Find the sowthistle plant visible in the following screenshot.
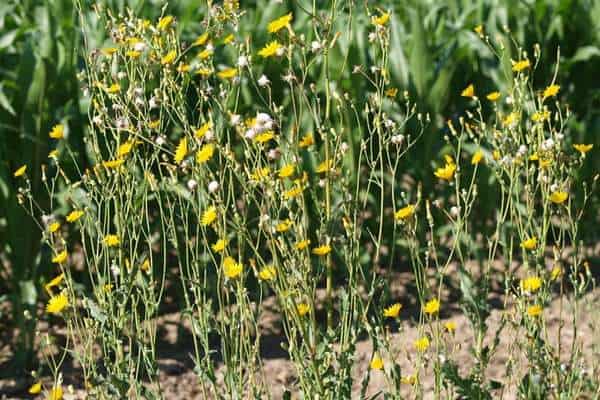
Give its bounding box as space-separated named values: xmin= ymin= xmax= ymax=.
xmin=14 ymin=2 xmax=597 ymax=399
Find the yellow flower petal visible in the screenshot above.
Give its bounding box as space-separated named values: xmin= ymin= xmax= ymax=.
xmin=13 ymin=164 xmax=27 ymax=177
xmin=267 ymin=13 xmax=293 ymax=33
xmin=461 ymin=84 xmax=475 ymax=98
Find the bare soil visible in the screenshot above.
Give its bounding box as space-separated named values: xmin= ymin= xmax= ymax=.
xmin=1 ymin=271 xmax=599 ymax=399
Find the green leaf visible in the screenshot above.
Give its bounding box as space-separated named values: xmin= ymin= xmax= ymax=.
xmin=0 ymin=83 xmax=16 ymax=115
xmin=0 ymin=28 xmax=17 ymax=50
xmin=571 ymin=46 xmax=600 ymax=63
xmin=19 ymin=280 xmax=37 ymax=306
xmin=408 ymin=7 xmax=431 ymax=97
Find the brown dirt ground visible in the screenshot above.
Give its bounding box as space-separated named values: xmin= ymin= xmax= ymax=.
xmin=1 ymin=271 xmax=599 ymax=399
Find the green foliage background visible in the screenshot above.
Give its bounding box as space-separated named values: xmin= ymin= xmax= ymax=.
xmin=1 ymin=0 xmax=598 ymax=371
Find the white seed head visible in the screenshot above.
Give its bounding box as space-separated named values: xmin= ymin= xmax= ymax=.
xmin=267 ymin=148 xmax=281 ymax=160
xmin=244 ymin=129 xmax=256 ymax=139
xmin=208 ymin=180 xmax=220 ymax=193
xmin=237 ymin=55 xmax=248 ymax=67
xmin=187 ymin=179 xmax=198 ymax=191
xmin=133 ymin=41 xmax=147 ymax=52
xmin=258 ymin=74 xmax=270 ymax=87
xmin=230 ymin=114 xmax=241 ymax=126
xmin=391 ymin=134 xmax=405 ymax=145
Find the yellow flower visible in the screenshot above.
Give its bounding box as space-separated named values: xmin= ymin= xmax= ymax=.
xmin=45 ymin=273 xmax=65 ymax=295
xmin=174 ymin=137 xmax=188 ymax=164
xmin=434 ymin=159 xmax=456 ymax=181
xmin=198 ymin=48 xmax=213 ymax=60
xmin=474 ymin=25 xmax=483 ymax=35
xmin=101 ymin=47 xmax=118 ymax=56
xmin=259 ymin=266 xmax=276 ymax=281
xmin=278 ymin=164 xmax=295 ymax=179
xmin=394 ymin=204 xmax=415 ymax=221
xmin=444 ymin=321 xmax=456 ymax=333
xmin=383 ymin=303 xmax=402 ymax=318
xmin=299 ymin=133 xmax=314 ymax=148
xmin=471 ymin=150 xmax=484 ymax=165
xmin=527 ymin=304 xmax=543 ymax=317
xmin=267 ymin=13 xmax=293 ymax=33
xmin=49 ymin=385 xmax=63 ymax=400
xmin=141 ymin=259 xmax=151 ymax=272
xmin=539 ymin=158 xmax=552 ymax=168
xmin=28 ymin=381 xmax=42 ymax=394
xmin=521 ymin=236 xmax=537 ymax=250
xmin=372 ymin=12 xmax=390 ymax=26
xmin=423 ymin=298 xmax=440 ymax=315
xmin=276 ymin=219 xmax=293 ymax=233
xmin=161 ymin=50 xmax=177 ymax=65
xmin=486 ymin=91 xmax=501 ymax=101
xmin=66 ymin=210 xmax=84 ymax=223
xmin=223 ymin=257 xmax=243 ymax=279
xmin=157 ymin=15 xmax=173 ymax=31
xmin=196 ymin=143 xmax=215 ymax=164
xmin=316 ymin=159 xmax=333 ymax=174
xmin=212 ymin=239 xmax=227 ymax=252
xmin=201 ymin=206 xmax=217 ymax=226
xmin=46 ymin=292 xmax=68 ymax=314
xmin=195 ymin=122 xmax=212 ymax=138
xmin=103 ymin=234 xmax=120 ymax=247
xmin=148 ymin=120 xmax=160 ymax=129
xmin=461 ymin=84 xmax=475 ymax=98
xmin=193 ymin=32 xmax=209 ymax=46
xmin=543 ymin=84 xmax=560 ymax=99
xmin=549 ymin=191 xmax=568 ymax=204
xmin=217 ymin=68 xmax=237 ymax=79
xmin=385 ymin=87 xmax=398 ymax=98
xmin=177 ymin=63 xmax=191 ymax=73
xmin=49 ymin=150 xmax=59 ymax=159
xmin=312 ymin=245 xmax=331 ymax=256
xmin=224 ymin=0 xmax=239 ymax=12
xmin=13 ymin=164 xmax=27 ymax=177
xmin=258 ymin=41 xmax=283 ymax=58
xmin=255 ymin=131 xmax=275 ymax=144
xmin=503 ymin=111 xmax=519 ymax=126
xmin=49 ymin=222 xmax=61 ymax=233
xmin=283 ymin=186 xmax=304 ymax=200
xmin=126 ymin=37 xmax=141 ymax=47
xmin=414 ymin=336 xmax=430 ymax=352
xmin=102 ymin=158 xmax=125 ymax=169
xmin=222 ymin=34 xmax=235 ymax=45
xmin=531 ymin=110 xmax=550 ymax=122
xmin=250 ymin=167 xmax=270 ymax=182
xmin=105 ymin=83 xmax=120 ymax=94
xmin=126 ymin=50 xmax=141 ymax=58
xmin=295 ymin=239 xmax=310 ymax=250
xmin=370 ymin=355 xmax=384 ymax=370
xmin=118 ymin=141 xmax=134 ymax=157
xmin=573 ymin=143 xmax=593 ymax=154
xmin=551 ymin=265 xmax=562 ymax=281
xmin=521 ymin=276 xmax=542 ymax=293
xmin=49 ymin=124 xmax=64 ymax=139
xmin=512 ymin=59 xmax=530 ymax=72
xmin=52 ymin=250 xmax=68 ymax=264
xmin=401 ymin=374 xmax=417 ymax=385
xmin=196 ymin=67 xmax=213 ymax=77
xmin=290 ymin=303 xmax=310 ymax=319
